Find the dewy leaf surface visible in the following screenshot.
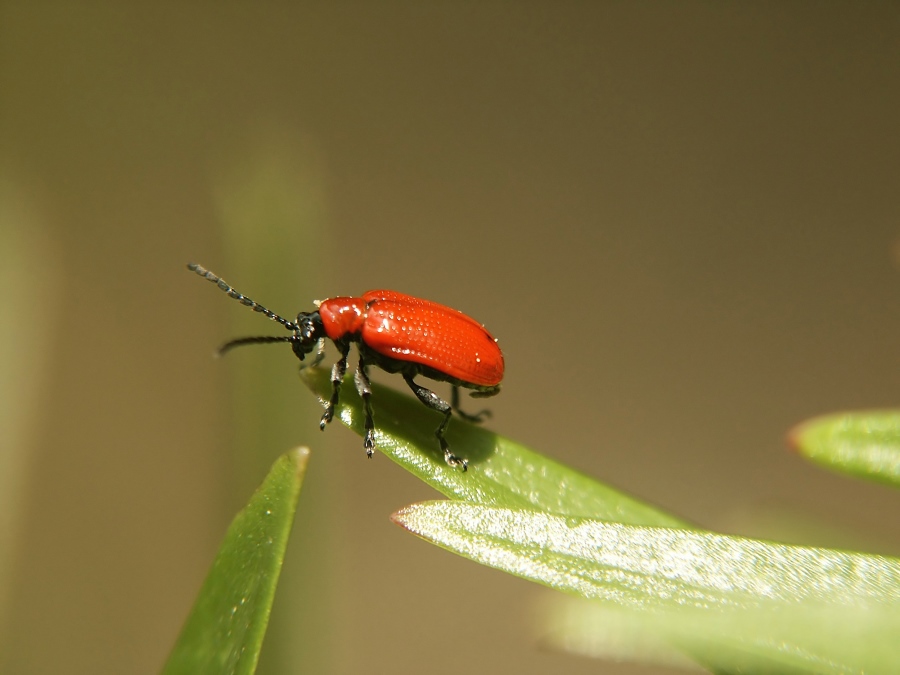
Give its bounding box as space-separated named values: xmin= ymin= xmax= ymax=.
xmin=394 ymin=501 xmax=900 ymax=674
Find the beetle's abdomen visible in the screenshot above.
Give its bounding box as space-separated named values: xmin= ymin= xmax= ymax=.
xmin=361 ymin=291 xmax=504 ymax=387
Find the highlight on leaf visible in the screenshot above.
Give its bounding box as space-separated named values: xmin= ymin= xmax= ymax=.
xmin=393 ymin=501 xmax=900 ymax=674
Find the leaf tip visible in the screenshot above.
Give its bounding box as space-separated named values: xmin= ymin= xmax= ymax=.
xmin=390 ymin=502 xmax=435 ymax=534
xmin=287 ymin=445 xmax=311 ymax=478
xmin=786 ymin=412 xmax=834 ymax=456
xmin=785 ymin=420 xmax=811 ymax=454
xmin=389 ymin=505 xmax=413 ymax=530
xmin=289 ymin=444 xmax=311 ymax=461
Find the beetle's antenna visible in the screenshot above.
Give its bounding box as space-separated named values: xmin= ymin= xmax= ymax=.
xmin=217 ymin=335 xmax=295 ymax=356
xmin=187 ymin=263 xmax=299 ymax=331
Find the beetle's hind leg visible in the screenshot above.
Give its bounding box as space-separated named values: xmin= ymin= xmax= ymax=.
xmin=451 ymin=385 xmax=493 ymax=424
xmin=404 ymin=375 xmax=467 ymax=471
xmin=353 ymin=356 xmax=376 ymax=457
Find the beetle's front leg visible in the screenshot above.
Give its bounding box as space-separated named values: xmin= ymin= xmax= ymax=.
xmin=320 ymin=343 xmax=350 ymax=430
xmin=307 ymin=338 xmax=327 ymax=368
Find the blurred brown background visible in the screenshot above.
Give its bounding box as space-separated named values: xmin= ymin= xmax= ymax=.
xmin=2 ymin=3 xmax=899 ymax=674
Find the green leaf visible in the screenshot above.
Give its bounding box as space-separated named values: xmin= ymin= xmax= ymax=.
xmin=534 ymin=598 xmax=701 ymax=671
xmin=394 ymin=501 xmax=900 ymax=674
xmin=300 ymin=368 xmax=684 ymax=527
xmin=790 ymin=410 xmax=900 ymax=488
xmin=302 ymin=370 xmax=900 ymax=671
xmin=162 ymin=447 xmax=310 ymax=675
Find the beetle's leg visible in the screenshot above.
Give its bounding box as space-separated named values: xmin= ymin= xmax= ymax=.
xmin=353 ymin=355 xmax=376 ymax=457
xmin=320 ymin=342 xmax=350 ymax=430
xmin=469 ymin=384 xmax=501 ymax=399
xmin=310 ymin=338 xmax=327 ymax=368
xmin=451 ymin=385 xmax=491 ymax=423
xmin=404 ymin=374 xmax=467 ymax=471
xmin=300 ymin=338 xmax=327 ymax=370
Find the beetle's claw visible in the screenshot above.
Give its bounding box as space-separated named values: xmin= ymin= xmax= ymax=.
xmin=444 ymin=451 xmax=468 ymax=472
xmin=320 ymin=403 xmax=336 ymax=430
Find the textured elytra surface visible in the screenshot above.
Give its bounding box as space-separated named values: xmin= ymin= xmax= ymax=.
xmin=360 ymin=292 xmax=504 ymax=387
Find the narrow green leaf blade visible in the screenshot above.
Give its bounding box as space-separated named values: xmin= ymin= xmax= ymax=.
xmin=535 ymin=599 xmax=702 ymax=672
xmin=394 ymin=501 xmax=900 ymax=608
xmin=539 ymin=593 xmax=898 ymax=675
xmin=790 ymin=410 xmax=900 ymax=488
xmin=394 ymin=501 xmax=900 ymax=674
xmin=163 ymin=447 xmax=310 ymax=675
xmin=301 ymin=368 xmax=684 ymax=527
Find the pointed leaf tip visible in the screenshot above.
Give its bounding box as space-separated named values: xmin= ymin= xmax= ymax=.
xmin=162 ymin=447 xmax=310 ymax=675
xmin=790 ymin=410 xmax=900 ymax=488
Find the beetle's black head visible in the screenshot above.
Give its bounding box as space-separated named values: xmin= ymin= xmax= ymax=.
xmin=187 ymin=262 xmax=326 ymax=361
xmin=288 ymin=311 xmax=324 ymax=361
xmin=214 ymin=310 xmax=326 ymax=361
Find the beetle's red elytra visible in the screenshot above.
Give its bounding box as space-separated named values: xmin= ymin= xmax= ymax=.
xmin=188 ymin=263 xmax=503 ymax=470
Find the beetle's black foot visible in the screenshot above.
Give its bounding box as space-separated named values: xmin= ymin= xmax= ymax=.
xmin=364 ymin=429 xmax=375 ymax=458
xmin=319 ymin=407 xmax=333 ymax=430
xmin=444 ymin=450 xmax=468 ymax=472
xmin=437 ymin=434 xmax=467 ymax=471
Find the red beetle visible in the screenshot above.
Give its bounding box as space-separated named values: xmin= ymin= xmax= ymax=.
xmin=188 ymin=263 xmax=503 ymax=470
